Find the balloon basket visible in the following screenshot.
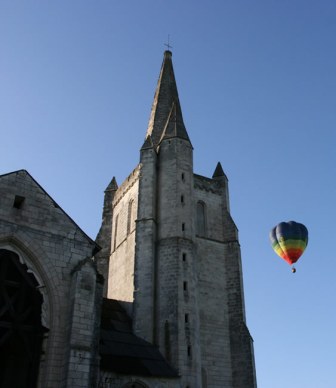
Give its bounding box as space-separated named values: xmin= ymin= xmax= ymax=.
xmin=291 ymin=266 xmax=296 ymax=274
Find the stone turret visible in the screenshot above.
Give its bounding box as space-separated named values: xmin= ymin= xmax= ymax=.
xmin=212 ymin=161 xmax=230 ymax=212
xmin=103 ymin=50 xmax=257 ymax=388
xmin=96 ymin=177 xmax=118 ymax=296
xmin=135 ymin=50 xmax=202 ymax=385
xmin=133 ymin=135 xmax=157 ymax=342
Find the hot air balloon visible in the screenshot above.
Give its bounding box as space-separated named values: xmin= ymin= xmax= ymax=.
xmin=269 ymin=221 xmax=308 ymax=273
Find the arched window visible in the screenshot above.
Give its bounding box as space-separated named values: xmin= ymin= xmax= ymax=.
xmin=0 ymin=249 xmax=47 ymax=388
xmin=197 ymin=201 xmax=206 ymax=237
xmin=127 ymin=199 xmax=134 ymax=234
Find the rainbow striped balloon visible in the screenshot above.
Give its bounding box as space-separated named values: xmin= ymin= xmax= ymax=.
xmin=270 ymin=221 xmax=308 ymax=266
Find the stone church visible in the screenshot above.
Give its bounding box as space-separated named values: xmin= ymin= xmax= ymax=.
xmin=0 ymin=51 xmax=257 ymax=388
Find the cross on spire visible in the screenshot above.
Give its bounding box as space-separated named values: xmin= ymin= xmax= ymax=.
xmin=164 ymin=35 xmax=173 ymax=51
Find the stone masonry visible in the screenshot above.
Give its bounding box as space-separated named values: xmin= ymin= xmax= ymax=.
xmin=98 ymin=50 xmax=257 ymax=387
xmin=0 ymin=170 xmax=102 ymax=388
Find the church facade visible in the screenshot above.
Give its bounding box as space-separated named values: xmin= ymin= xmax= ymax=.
xmin=0 ymin=51 xmax=257 ymax=388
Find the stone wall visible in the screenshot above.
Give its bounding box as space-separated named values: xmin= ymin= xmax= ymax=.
xmin=193 ymin=179 xmax=233 ymax=387
xmin=108 ymin=166 xmax=139 ymax=316
xmin=0 ymin=170 xmax=100 ymax=388
xmin=133 ymin=146 xmax=158 ymax=343
xmin=193 ymin=173 xmax=256 ymax=387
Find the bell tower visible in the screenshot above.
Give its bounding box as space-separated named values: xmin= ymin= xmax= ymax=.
xmin=102 ymin=50 xmax=257 ymax=388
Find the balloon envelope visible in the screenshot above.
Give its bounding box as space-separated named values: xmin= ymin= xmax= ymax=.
xmin=270 ymin=221 xmax=308 ymax=265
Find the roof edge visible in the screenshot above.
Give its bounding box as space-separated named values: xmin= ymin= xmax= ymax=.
xmin=0 ymin=169 xmax=101 ymax=255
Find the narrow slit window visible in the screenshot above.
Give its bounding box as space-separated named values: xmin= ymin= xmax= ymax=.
xmin=181 ymin=195 xmax=184 ymax=204
xmin=127 ymin=199 xmax=134 ymax=234
xmin=185 ymin=313 xmax=189 ymax=323
xmin=187 ymin=345 xmax=192 ymax=358
xmin=183 ymin=281 xmax=188 ymax=292
xmin=182 ymin=253 xmax=186 ymax=262
xmin=182 ymin=223 xmax=185 ymax=231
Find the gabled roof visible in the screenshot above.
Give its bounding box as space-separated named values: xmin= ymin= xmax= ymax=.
xmin=0 ymin=169 xmax=100 ymax=254
xmin=145 ymin=50 xmax=190 ymax=148
xmin=100 ymin=299 xmax=178 ymax=378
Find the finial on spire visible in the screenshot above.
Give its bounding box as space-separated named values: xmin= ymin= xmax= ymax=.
xmin=164 ymin=34 xmax=173 ymax=52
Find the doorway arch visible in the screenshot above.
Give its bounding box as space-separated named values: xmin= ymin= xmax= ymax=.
xmin=0 ymin=249 xmax=47 ymax=388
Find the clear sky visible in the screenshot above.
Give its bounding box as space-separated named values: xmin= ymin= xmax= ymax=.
xmin=1 ymin=1 xmax=335 ymax=387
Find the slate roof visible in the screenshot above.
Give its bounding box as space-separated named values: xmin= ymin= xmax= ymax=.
xmin=100 ymin=298 xmax=178 ymax=378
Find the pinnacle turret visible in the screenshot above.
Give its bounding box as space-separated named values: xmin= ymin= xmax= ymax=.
xmin=105 ymin=176 xmax=118 ymax=192
xmin=212 ymin=162 xmax=227 ymax=179
xmin=145 ymin=51 xmax=189 ymax=148
xmin=141 ymin=135 xmax=154 ymax=150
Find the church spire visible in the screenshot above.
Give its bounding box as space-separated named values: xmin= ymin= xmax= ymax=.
xmin=146 ymin=50 xmax=189 ymax=148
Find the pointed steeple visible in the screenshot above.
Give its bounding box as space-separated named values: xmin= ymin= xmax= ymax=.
xmin=146 ymin=50 xmax=189 ymax=148
xmin=212 ymin=162 xmax=227 ymax=179
xmin=105 ymin=176 xmax=118 ymax=192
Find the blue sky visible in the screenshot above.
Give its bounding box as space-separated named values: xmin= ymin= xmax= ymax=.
xmin=1 ymin=1 xmax=335 ymax=387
